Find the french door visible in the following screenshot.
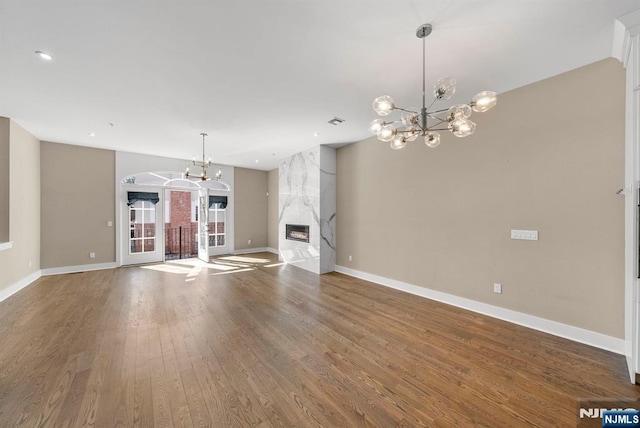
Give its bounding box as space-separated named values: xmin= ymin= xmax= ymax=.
xmin=208 ymin=199 xmax=227 ymax=256
xmin=121 ymin=186 xmax=163 ymax=265
xmin=197 ymin=189 xmax=229 ymax=260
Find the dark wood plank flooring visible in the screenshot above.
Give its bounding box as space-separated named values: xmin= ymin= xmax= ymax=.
xmin=0 ymin=252 xmax=637 ymax=427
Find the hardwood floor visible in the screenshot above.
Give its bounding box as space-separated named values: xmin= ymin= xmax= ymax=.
xmin=0 ymin=252 xmax=638 ymax=427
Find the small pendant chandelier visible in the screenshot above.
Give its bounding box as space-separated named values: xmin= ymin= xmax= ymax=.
xmin=185 ymin=133 xmax=222 ymax=181
xmin=369 ymin=23 xmax=497 ymax=150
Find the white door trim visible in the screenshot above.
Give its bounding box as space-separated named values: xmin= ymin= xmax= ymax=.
xmin=614 ymin=9 xmax=640 ymax=383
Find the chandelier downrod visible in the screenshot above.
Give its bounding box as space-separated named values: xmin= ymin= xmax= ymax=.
xmin=419 ymin=24 xmax=430 ymax=132
xmin=201 ymin=132 xmax=207 ymax=167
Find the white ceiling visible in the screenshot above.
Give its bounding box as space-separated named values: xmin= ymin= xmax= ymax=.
xmin=1 ymin=1 xmax=639 ymax=171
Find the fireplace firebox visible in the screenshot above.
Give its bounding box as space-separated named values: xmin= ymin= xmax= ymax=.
xmin=286 ymin=224 xmax=310 ymax=243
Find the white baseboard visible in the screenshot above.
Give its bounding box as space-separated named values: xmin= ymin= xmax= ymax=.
xmin=41 ymin=262 xmax=118 ymax=276
xmin=0 ymin=270 xmax=42 ymax=303
xmin=0 ymin=241 xmax=13 ymax=252
xmin=266 ymin=247 xmax=279 ymax=255
xmin=335 ymin=265 xmax=625 ymax=355
xmin=232 ymin=247 xmax=278 ymax=255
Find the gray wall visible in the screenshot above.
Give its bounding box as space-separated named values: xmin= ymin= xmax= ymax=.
xmin=0 ymin=120 xmax=40 ymax=292
xmin=336 ymin=58 xmax=625 ymax=338
xmin=234 ymin=167 xmax=268 ymax=250
xmin=40 ymin=142 xmax=116 ymax=268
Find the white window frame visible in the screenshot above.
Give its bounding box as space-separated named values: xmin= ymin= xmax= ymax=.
xmin=208 ymin=204 xmax=226 ymax=248
xmin=128 ymin=200 xmax=157 ymax=255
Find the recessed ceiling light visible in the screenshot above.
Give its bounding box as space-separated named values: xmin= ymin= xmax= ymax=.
xmin=255 ymin=159 xmax=259 ymax=163
xmin=35 ymin=51 xmax=52 ymax=60
xmin=313 ymin=133 xmax=320 ymax=137
xmin=88 ymin=132 xmax=96 ymax=137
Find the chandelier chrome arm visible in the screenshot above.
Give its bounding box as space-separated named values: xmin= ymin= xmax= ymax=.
xmin=421 ymin=127 xmax=452 ymax=132
xmin=369 ymin=23 xmax=497 ymax=150
xmin=394 ymin=106 xmax=420 ymax=114
xmin=426 ymin=115 xmax=450 ymax=127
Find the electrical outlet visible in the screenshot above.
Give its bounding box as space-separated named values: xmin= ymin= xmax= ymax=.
xmin=89 ymin=252 xmax=96 ymax=259
xmin=107 ymin=220 xmax=113 ymax=227
xmin=493 ymin=283 xmax=502 ymax=294
xmin=248 ymin=239 xmax=252 ymax=245
xmin=348 ymin=255 xmax=353 ymax=262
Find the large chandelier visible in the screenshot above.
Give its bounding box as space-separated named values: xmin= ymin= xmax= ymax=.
xmin=185 ymin=133 xmax=222 ymax=181
xmin=370 ymin=24 xmax=497 ymax=150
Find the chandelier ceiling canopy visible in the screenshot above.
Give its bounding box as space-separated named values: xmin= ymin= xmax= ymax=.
xmin=370 ymin=23 xmax=497 ymax=150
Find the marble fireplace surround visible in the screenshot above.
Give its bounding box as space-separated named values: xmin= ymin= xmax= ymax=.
xmin=278 ymin=145 xmax=336 ymax=274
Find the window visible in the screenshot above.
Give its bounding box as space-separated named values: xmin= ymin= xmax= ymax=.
xmin=129 ymin=200 xmax=156 ymax=254
xmin=208 ymin=204 xmax=226 ymax=247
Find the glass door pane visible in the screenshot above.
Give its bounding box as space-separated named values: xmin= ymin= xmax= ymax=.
xmin=129 ymin=201 xmax=156 ymax=254
xmin=208 ymin=204 xmax=226 ymax=247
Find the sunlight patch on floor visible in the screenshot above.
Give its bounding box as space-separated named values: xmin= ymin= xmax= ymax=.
xmin=218 ymin=255 xmax=272 ymax=264
xmin=169 ymin=259 xmax=209 ymax=268
xmin=139 ymin=255 xmax=272 ymax=279
xmin=209 ymin=260 xmax=252 ymax=268
xmin=139 ymin=259 xmax=237 ymax=279
xmin=171 ymin=259 xmax=237 ymax=271
xmin=140 ymin=264 xmax=194 ymax=275
xmin=265 ymin=262 xmax=286 ymax=268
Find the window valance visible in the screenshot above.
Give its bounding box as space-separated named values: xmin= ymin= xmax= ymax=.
xmin=127 ymin=191 xmax=160 ymax=206
xmin=209 ymin=195 xmax=228 ymax=209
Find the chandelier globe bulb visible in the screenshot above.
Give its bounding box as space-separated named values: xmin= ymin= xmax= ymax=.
xmin=433 ymin=77 xmax=456 ymax=100
xmin=390 ymin=135 xmax=407 ymax=150
xmin=471 ymin=91 xmax=498 ymax=112
xmin=378 ymin=124 xmax=396 ymax=142
xmin=369 ymin=118 xmax=385 ymax=134
xmin=373 ymin=95 xmax=395 ymax=116
xmin=425 ymin=131 xmax=441 ymax=148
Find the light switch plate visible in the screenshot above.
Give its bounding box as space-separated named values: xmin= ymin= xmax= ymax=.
xmin=511 ymin=229 xmax=538 ymax=240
